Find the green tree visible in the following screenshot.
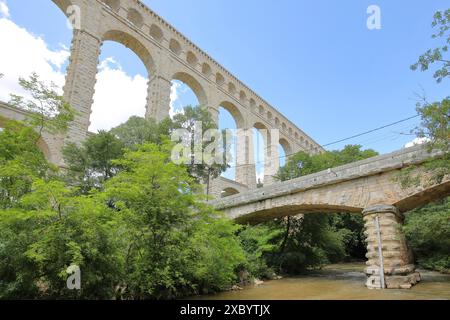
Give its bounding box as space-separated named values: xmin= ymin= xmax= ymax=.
xmin=411 ymin=9 xmax=450 ymax=83
xmin=406 ymin=9 xmax=450 ymax=185
xmin=110 ymin=116 xmax=172 ymax=149
xmin=103 ymin=142 xmax=244 ymax=299
xmin=276 ymin=145 xmax=378 ymax=182
xmin=63 ymin=131 xmax=124 ymax=194
xmin=171 ymin=106 xmax=229 ymax=195
xmin=398 ymin=9 xmax=450 ymax=188
xmin=0 ymin=119 xmax=53 ymax=209
xmin=8 ymin=73 xmax=74 ymax=139
xmin=404 ymin=197 xmax=450 ymax=273
xmin=238 ymin=224 xmax=283 ymax=279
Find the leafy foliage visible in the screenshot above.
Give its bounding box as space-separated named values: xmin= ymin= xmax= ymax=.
xmin=411 ymin=9 xmax=450 ymax=83
xmin=404 ymin=197 xmax=450 ymax=273
xmin=63 ymin=131 xmax=124 ymax=194
xmin=8 ymin=73 xmax=74 ymax=137
xmin=171 ymin=106 xmax=229 ymax=194
xmin=276 ymin=145 xmax=378 ymax=182
xmin=110 ymin=116 xmax=172 ymax=149
xmin=0 ymin=119 xmax=53 ymax=209
xmin=398 ymin=10 xmax=450 ymax=188
xmin=0 ymin=123 xmax=245 ymax=299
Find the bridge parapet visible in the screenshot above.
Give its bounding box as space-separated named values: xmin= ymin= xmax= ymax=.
xmin=212 ymin=145 xmax=444 ymax=212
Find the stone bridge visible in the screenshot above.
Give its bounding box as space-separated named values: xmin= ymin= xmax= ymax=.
xmin=212 ymin=145 xmax=450 ymax=289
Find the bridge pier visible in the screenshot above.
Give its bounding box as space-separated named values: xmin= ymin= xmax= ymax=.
xmin=363 ymin=204 xmax=421 ymax=289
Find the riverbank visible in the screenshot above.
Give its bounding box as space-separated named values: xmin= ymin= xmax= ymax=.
xmin=191 ymin=263 xmax=450 ymax=300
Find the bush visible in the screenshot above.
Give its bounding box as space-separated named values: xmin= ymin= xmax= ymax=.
xmin=404 ymin=197 xmax=450 ymax=273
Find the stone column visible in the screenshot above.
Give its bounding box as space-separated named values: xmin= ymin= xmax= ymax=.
xmin=235 ymin=128 xmax=257 ymax=189
xmin=264 ymin=129 xmax=280 ymax=186
xmin=63 ymin=29 xmax=102 ymax=145
xmin=363 ymin=204 xmax=420 ymax=289
xmin=145 ymin=74 xmax=172 ymax=122
xmin=207 ymin=106 xmax=219 ymax=125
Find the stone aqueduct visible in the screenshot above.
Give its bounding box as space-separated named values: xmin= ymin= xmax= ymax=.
xmin=213 ymin=145 xmax=449 ymax=289
xmin=0 ymin=0 xmax=449 ymax=290
xmin=48 ymin=0 xmax=323 ymax=194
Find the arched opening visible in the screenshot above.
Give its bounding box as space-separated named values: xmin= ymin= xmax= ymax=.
xmin=258 ymin=105 xmax=264 ymax=115
xmin=278 ymin=144 xmax=286 ymax=167
xmin=253 ymin=122 xmax=270 ymax=187
xmin=221 ymin=187 xmax=240 ymax=198
xmin=127 ymin=8 xmax=143 ymax=29
xmin=149 ymin=24 xmax=164 ymax=43
xmin=186 ymin=51 xmax=198 ymax=68
xmin=37 ymin=137 xmax=53 ymax=163
xmin=169 ymin=39 xmax=182 ymax=55
xmin=249 ymin=98 xmax=256 ymax=113
xmin=169 ymin=79 xmax=200 ymax=117
xmin=228 ymin=82 xmax=236 ymax=95
xmin=101 ymin=0 xmax=120 ymax=12
xmin=202 ymin=63 xmax=212 ymax=77
xmin=218 ymin=102 xmax=245 ymax=181
xmin=171 ymin=72 xmax=207 ymax=113
xmin=103 ymin=30 xmax=155 ymax=71
xmin=216 ymin=72 xmax=225 ymax=86
xmin=239 ymin=90 xmax=247 ymax=104
xmin=89 ymin=30 xmax=153 ymax=131
xmin=279 ymin=138 xmax=292 ymax=167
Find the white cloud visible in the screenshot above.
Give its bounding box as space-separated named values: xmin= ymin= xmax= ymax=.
xmin=89 ymin=58 xmax=148 ymax=132
xmin=0 ymin=1 xmax=9 ymax=18
xmin=0 ymin=17 xmax=69 ymax=102
xmin=0 ymin=13 xmax=150 ymax=133
xmin=404 ymin=137 xmax=430 ymax=148
xmin=169 ymin=81 xmax=181 ymax=118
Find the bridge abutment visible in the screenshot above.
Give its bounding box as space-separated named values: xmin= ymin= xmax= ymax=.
xmin=363 ymin=204 xmax=421 ymax=289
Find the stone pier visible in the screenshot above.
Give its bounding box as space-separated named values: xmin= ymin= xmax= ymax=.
xmin=363 ymin=204 xmax=421 ymax=289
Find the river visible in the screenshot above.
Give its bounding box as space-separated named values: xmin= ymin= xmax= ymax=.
xmin=192 ymin=263 xmax=450 ymax=300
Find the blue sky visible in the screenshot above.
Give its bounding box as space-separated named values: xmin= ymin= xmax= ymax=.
xmin=0 ymin=0 xmax=448 ymax=180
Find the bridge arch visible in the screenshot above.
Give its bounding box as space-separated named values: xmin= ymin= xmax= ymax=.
xmin=171 ymin=71 xmax=208 ymax=107
xmin=279 ymin=137 xmax=292 ymax=157
xmin=219 ymin=101 xmax=245 ymax=129
xmin=102 ymin=29 xmax=156 ymax=74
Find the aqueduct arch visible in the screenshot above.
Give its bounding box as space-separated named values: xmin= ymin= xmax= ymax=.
xmin=102 ymin=29 xmax=155 ymax=74
xmin=171 ymin=71 xmax=208 ymax=108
